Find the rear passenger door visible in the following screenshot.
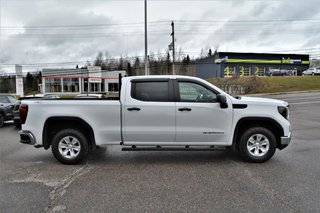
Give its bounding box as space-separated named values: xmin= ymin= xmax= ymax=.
xmin=123 ymin=79 xmax=176 ymax=143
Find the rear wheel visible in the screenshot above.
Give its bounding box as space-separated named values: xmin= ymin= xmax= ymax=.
xmin=238 ymin=126 xmax=276 ymax=163
xmin=0 ymin=114 xmax=4 ymax=127
xmin=51 ymin=129 xmax=89 ymax=164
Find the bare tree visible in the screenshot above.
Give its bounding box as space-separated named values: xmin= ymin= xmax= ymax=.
xmin=94 ymin=51 xmax=104 ymax=66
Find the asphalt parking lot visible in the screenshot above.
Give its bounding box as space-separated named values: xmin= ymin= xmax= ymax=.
xmin=1 ymin=92 xmax=320 ymax=213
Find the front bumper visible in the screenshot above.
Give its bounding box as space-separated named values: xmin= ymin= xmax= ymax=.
xmin=4 ymin=113 xmax=13 ymax=121
xmin=279 ymin=132 xmax=291 ymax=150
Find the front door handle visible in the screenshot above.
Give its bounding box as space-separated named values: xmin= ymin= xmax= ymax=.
xmin=178 ymin=107 xmax=192 ymax=112
xmin=127 ymin=107 xmax=141 ymax=111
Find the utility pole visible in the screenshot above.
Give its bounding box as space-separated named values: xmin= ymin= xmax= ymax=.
xmin=144 ymin=0 xmax=148 ymax=75
xmin=171 ymin=21 xmax=175 ymax=75
xmin=0 ymin=0 xmax=2 ymax=75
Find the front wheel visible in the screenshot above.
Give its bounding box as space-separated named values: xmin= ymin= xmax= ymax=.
xmin=238 ymin=127 xmax=277 ymax=163
xmin=51 ymin=129 xmax=89 ymax=164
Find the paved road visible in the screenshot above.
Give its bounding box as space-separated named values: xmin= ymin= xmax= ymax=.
xmin=1 ymin=92 xmax=320 ymax=212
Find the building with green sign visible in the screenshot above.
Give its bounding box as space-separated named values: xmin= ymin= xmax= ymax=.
xmin=195 ymin=52 xmax=310 ymax=78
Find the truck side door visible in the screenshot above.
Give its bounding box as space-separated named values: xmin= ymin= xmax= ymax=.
xmin=123 ymin=79 xmax=176 ymax=143
xmin=175 ymin=80 xmax=233 ymax=144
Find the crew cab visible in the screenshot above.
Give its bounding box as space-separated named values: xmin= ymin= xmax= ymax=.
xmin=19 ymin=76 xmax=291 ymax=164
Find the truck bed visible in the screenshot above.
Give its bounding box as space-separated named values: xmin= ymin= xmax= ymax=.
xmin=23 ymin=99 xmax=122 ymax=146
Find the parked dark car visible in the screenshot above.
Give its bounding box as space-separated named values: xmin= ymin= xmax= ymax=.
xmin=13 ymin=101 xmax=21 ymax=127
xmin=0 ymin=94 xmax=18 ymax=127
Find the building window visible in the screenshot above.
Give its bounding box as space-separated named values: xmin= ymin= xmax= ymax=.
xmin=90 ymin=83 xmax=99 ymax=93
xmin=108 ymin=83 xmax=119 ymax=92
xmin=63 ymin=78 xmax=79 ymax=93
xmin=45 ymin=78 xmax=62 ymax=93
xmin=83 ymin=79 xmax=88 ymax=92
xmin=101 ymin=80 xmax=105 ymax=92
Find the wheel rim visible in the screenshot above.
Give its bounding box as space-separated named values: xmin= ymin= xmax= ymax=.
xmin=58 ymin=136 xmax=81 ymax=159
xmin=246 ymin=134 xmax=270 ymax=157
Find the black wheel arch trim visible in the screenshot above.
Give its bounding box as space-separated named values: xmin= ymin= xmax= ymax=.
xmin=43 ymin=116 xmax=96 ymax=150
xmin=232 ymin=117 xmax=284 ymax=151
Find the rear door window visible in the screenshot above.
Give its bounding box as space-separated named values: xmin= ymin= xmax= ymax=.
xmin=132 ymin=81 xmax=169 ymax=102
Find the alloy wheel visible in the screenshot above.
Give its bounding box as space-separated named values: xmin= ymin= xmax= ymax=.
xmin=58 ymin=136 xmax=81 ymax=159
xmin=246 ymin=134 xmax=270 ymax=157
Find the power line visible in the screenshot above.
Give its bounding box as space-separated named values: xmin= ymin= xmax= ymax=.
xmin=2 ymin=18 xmax=319 ymax=30
xmin=0 ymin=0 xmax=285 ymax=1
xmin=0 ymin=21 xmax=169 ymax=29
xmin=175 ymin=18 xmax=320 ymax=23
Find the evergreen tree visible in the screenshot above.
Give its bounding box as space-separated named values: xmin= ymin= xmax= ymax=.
xmin=26 ymin=72 xmax=34 ymax=93
xmin=127 ymin=62 xmax=132 ymax=76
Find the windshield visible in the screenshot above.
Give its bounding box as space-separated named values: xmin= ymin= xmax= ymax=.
xmin=8 ymin=96 xmax=18 ymax=104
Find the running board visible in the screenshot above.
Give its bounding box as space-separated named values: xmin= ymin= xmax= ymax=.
xmin=122 ymin=146 xmax=228 ymax=152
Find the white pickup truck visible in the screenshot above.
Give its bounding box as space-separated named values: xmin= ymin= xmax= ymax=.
xmin=19 ymin=75 xmax=291 ymax=164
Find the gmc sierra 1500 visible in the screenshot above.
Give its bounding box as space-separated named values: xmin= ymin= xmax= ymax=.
xmin=19 ymin=75 xmax=291 ymax=164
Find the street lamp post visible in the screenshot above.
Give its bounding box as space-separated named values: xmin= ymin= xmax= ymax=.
xmin=144 ymin=0 xmax=148 ymax=75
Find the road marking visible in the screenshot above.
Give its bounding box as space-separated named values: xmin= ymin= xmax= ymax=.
xmin=283 ymin=97 xmax=320 ymax=102
xmin=289 ymin=101 xmax=320 ymax=105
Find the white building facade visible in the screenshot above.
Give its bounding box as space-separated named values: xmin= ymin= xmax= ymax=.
xmin=42 ymin=66 xmax=126 ymax=94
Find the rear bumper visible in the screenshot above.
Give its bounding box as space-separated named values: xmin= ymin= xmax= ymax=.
xmin=280 ymin=132 xmax=291 ymax=150
xmin=19 ymin=130 xmax=36 ymax=145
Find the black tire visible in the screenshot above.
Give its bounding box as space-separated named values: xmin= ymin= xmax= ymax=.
xmin=0 ymin=113 xmax=4 ymax=127
xmin=51 ymin=129 xmax=89 ymax=164
xmin=238 ymin=126 xmax=277 ymax=163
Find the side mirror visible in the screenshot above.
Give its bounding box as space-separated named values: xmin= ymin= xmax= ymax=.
xmin=217 ymin=94 xmax=228 ymax=109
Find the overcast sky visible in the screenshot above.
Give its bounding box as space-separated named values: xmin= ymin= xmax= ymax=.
xmin=0 ymin=0 xmax=320 ymax=73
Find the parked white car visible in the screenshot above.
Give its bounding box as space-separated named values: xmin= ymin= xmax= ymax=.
xmin=19 ymin=75 xmax=291 ymax=164
xmin=302 ymin=68 xmax=320 ymax=76
xmin=24 ymin=94 xmax=60 ymax=99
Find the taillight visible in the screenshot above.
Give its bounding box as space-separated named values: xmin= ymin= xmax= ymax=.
xmin=19 ymin=104 xmax=28 ymax=124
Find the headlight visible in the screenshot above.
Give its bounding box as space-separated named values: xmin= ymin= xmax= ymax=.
xmin=278 ymin=106 xmax=288 ymax=119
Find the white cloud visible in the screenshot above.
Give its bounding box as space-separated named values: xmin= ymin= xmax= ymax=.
xmin=0 ymin=0 xmax=320 ymax=73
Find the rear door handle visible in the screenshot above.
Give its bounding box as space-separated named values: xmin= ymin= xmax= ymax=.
xmin=178 ymin=107 xmax=192 ymax=111
xmin=127 ymin=107 xmax=141 ymax=111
